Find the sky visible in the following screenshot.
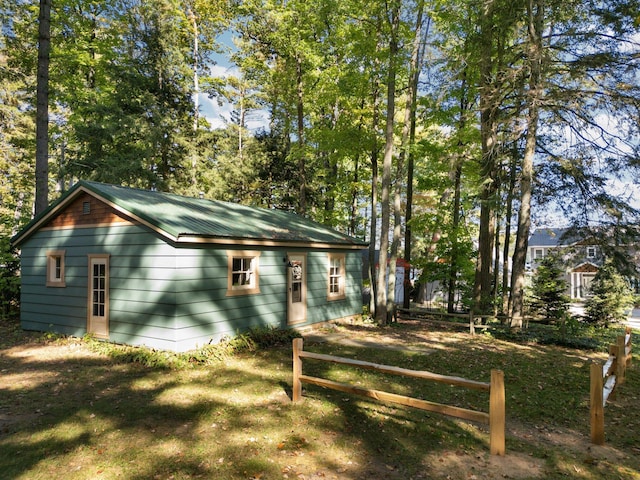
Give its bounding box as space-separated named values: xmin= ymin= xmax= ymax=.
xmin=198 ymin=31 xmax=270 ymax=131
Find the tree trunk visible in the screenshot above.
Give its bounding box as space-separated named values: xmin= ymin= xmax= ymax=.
xmin=501 ymin=155 xmax=517 ymax=317
xmin=447 ymin=65 xmax=470 ymax=313
xmin=375 ymin=1 xmax=400 ymax=325
xmin=510 ymin=0 xmax=544 ymax=327
xmin=35 ymin=0 xmax=51 ymax=215
xmin=447 ymin=161 xmax=462 ymax=312
xmin=473 ymin=0 xmax=498 ymax=315
xmin=493 ymin=206 xmax=502 ymax=315
xmin=295 ymin=55 xmax=307 ymax=215
xmin=189 ymin=8 xmax=199 ymax=187
xmin=368 ymin=79 xmax=381 ymax=317
xmin=402 ymin=1 xmax=427 ymax=310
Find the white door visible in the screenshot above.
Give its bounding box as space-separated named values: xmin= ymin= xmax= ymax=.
xmin=287 ymin=254 xmax=306 ymax=325
xmin=88 ymin=255 xmax=109 ymax=338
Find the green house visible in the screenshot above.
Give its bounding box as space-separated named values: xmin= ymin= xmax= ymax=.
xmin=11 ymin=181 xmax=367 ymax=352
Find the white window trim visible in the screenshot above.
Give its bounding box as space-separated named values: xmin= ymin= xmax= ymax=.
xmin=226 ymin=250 xmax=261 ymax=296
xmin=46 ymin=250 xmax=66 ymax=287
xmin=327 ymin=253 xmax=346 ymax=300
xmin=587 ymin=246 xmax=596 ymax=258
xmin=534 ymin=248 xmax=544 ymax=260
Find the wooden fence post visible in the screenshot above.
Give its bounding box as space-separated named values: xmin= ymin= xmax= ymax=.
xmin=292 ymin=338 xmax=303 ymax=402
xmin=609 ymin=344 xmax=619 ymax=401
xmin=590 ymin=361 xmax=605 ymax=445
xmin=469 ymin=310 xmax=475 ymax=336
xmin=489 ymin=369 xmax=505 ymax=455
xmin=617 ymin=335 xmax=627 ymax=384
xmin=626 ymin=327 xmax=632 ymax=368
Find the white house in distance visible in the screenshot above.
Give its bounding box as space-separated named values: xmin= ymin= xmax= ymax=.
xmin=527 ymin=227 xmax=640 ymax=300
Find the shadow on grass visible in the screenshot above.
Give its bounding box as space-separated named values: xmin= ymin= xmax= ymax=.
xmin=1 ymin=318 xmax=639 ymax=479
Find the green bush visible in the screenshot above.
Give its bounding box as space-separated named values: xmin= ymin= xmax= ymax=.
xmin=0 ymin=236 xmax=20 ymax=317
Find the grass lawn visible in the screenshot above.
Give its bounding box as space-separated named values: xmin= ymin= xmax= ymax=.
xmin=0 ymin=316 xmax=639 ymax=479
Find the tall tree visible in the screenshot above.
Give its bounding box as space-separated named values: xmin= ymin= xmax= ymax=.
xmin=401 ymin=0 xmax=428 ymax=310
xmin=35 ymin=0 xmax=51 ymax=214
xmin=375 ymin=0 xmax=401 ymax=325
xmin=509 ymin=0 xmax=544 ymax=326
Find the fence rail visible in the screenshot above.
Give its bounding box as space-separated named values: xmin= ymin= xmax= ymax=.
xmin=397 ymin=307 xmax=507 ymax=334
xmin=590 ymin=327 xmax=633 ymax=445
xmin=292 ymin=338 xmax=506 ymax=455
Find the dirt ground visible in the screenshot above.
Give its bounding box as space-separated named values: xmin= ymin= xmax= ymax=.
xmin=1 ymin=318 xmax=637 ymax=479
xmin=304 ymin=320 xmax=636 ymax=479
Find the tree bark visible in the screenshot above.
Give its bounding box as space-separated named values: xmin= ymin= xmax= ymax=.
xmin=375 ymin=1 xmax=400 ymax=325
xmin=295 ymin=55 xmax=307 ymax=215
xmin=473 ymin=0 xmax=498 ymax=314
xmin=448 ymin=161 xmax=462 ymax=312
xmin=501 ymin=155 xmax=517 ymax=317
xmin=368 ymin=78 xmax=381 ymax=317
xmin=402 ymin=2 xmax=427 ymax=310
xmin=35 ymin=0 xmax=51 ymax=215
xmin=510 ymin=0 xmax=544 ymax=327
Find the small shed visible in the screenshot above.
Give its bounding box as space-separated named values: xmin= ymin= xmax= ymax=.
xmin=11 ymin=181 xmax=367 ymax=352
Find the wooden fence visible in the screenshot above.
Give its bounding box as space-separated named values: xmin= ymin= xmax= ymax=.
xmin=398 ymin=307 xmax=507 ymax=335
xmin=292 ymin=337 xmax=506 ymax=455
xmin=590 ymin=327 xmax=633 ymax=445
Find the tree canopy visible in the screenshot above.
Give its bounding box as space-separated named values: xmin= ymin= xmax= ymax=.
xmin=2 ymin=0 xmax=640 ymax=322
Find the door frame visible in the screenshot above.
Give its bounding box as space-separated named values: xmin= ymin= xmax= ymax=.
xmin=287 ymin=253 xmax=307 ymax=325
xmin=87 ymin=254 xmax=110 ymax=338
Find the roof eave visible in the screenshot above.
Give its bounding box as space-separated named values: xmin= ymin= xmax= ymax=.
xmin=175 ymin=234 xmax=368 ymax=250
xmin=10 ymin=182 xmax=180 ymax=248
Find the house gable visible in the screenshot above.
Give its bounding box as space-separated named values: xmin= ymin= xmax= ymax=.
xmin=42 ymin=192 xmax=134 ymax=230
xmin=572 ymin=262 xmax=599 ymax=273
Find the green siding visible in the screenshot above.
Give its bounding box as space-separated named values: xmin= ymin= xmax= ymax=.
xmin=20 ymin=224 xmax=364 ymax=352
xmin=173 ymin=249 xmax=288 ymax=348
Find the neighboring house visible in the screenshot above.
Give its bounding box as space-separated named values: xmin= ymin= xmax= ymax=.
xmin=527 ymin=227 xmax=607 ymax=300
xmin=11 ymin=181 xmax=367 ymax=352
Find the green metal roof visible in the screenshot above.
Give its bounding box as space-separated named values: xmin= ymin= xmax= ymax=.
xmin=12 ymin=181 xmax=367 ymax=249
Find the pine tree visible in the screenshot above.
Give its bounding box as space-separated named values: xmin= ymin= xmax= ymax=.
xmin=530 ymin=252 xmax=570 ymax=322
xmin=585 ymin=261 xmax=635 ymax=328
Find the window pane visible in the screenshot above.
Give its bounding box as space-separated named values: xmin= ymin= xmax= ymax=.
xmin=231 ymin=256 xmax=256 ymax=289
xmin=233 ymin=258 xmax=242 ymax=271
xmin=328 ymin=255 xmax=344 ymax=296
xmin=292 ymin=282 xmax=302 ymax=303
xmin=54 ymin=257 xmax=62 ymax=279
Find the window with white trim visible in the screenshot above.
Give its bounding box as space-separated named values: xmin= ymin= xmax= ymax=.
xmin=227 ymin=251 xmax=260 ymax=296
xmin=328 ymin=253 xmax=346 ymax=300
xmin=587 ymin=246 xmax=596 ymax=258
xmin=46 ymin=250 xmax=66 ymax=287
xmin=534 ymin=248 xmax=544 ymax=260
